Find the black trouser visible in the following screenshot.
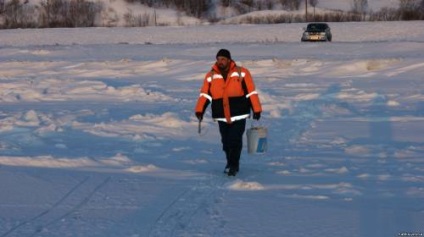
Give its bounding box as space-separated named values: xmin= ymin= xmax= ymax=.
xmin=218 ymin=119 xmax=246 ymax=170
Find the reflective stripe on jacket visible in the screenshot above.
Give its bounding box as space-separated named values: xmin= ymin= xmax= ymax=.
xmin=195 ymin=61 xmax=262 ymax=124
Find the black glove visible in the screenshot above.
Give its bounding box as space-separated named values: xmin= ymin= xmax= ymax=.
xmin=195 ymin=112 xmax=203 ymax=121
xmin=253 ymin=112 xmax=261 ymax=120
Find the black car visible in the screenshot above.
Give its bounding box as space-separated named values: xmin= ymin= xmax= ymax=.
xmin=301 ymin=23 xmax=332 ymax=42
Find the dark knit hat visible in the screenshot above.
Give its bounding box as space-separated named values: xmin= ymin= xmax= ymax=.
xmin=216 ymin=49 xmax=231 ymax=60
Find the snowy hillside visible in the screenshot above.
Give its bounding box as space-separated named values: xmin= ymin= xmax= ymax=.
xmin=15 ymin=0 xmax=401 ymax=27
xmin=318 ymin=0 xmax=398 ymax=11
xmin=0 ymin=21 xmax=424 ymax=237
xmin=97 ymin=0 xmax=400 ymax=25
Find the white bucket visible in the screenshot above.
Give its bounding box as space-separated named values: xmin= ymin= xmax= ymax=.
xmin=246 ymin=126 xmax=268 ymax=154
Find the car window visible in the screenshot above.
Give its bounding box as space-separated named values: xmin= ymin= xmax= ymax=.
xmin=307 ymin=24 xmax=327 ymax=31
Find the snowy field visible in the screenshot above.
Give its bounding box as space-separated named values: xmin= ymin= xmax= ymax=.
xmin=0 ymin=21 xmax=424 ymax=237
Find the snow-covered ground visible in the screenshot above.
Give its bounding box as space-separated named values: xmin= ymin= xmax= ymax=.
xmin=0 ymin=21 xmax=424 ymax=237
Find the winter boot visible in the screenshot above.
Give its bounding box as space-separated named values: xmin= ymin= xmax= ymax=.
xmin=227 ymin=168 xmax=237 ymax=176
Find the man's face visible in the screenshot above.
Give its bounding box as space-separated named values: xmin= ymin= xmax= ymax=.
xmin=216 ymin=56 xmax=230 ymax=71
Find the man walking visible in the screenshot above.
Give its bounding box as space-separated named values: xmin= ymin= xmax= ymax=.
xmin=195 ymin=49 xmax=262 ymax=176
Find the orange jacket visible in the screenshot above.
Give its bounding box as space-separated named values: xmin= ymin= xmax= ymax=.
xmin=195 ymin=61 xmax=262 ymax=124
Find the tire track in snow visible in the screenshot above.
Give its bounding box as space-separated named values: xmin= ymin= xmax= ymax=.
xmin=0 ymin=176 xmax=90 ymax=237
xmin=0 ymin=176 xmax=111 ymax=237
xmin=29 ymin=176 xmax=111 ymax=237
xmin=147 ymin=173 xmax=228 ymax=237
